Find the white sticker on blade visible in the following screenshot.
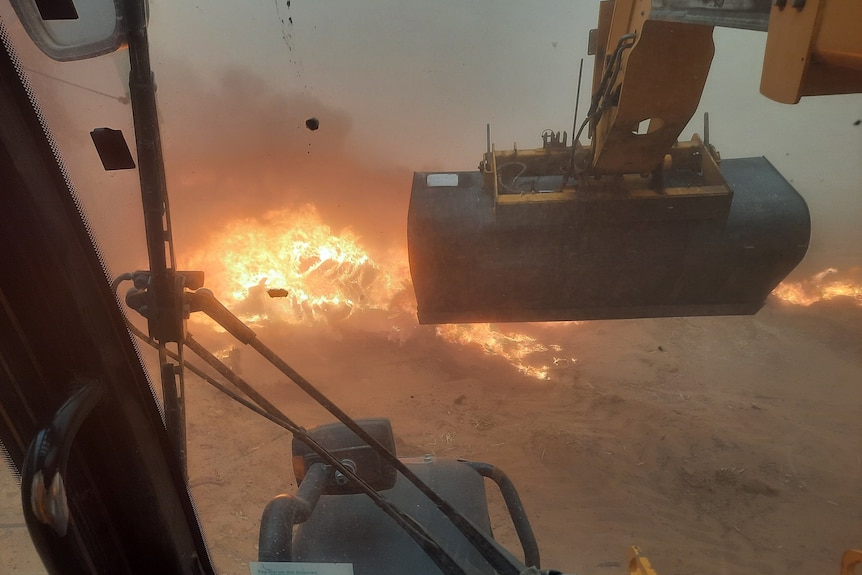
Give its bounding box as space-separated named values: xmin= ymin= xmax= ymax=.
xmin=249 ymin=562 xmax=354 ymax=575
xmin=426 ymin=173 xmax=459 ymax=187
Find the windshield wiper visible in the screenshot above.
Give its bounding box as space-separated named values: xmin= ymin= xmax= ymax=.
xmin=117 ymin=279 xmax=472 ymax=575
xmin=188 ymin=287 xmax=530 ymax=575
xmin=119 ymin=275 xmax=529 ymax=574
xmin=116 ymin=0 xmax=530 ymax=571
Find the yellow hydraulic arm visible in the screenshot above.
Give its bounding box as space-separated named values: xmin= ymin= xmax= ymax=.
xmin=589 ymin=0 xmax=862 ymax=175
xmin=842 ymin=549 xmax=862 ymax=575
xmin=589 ymin=0 xmax=714 ymax=175
xmin=762 ymin=0 xmax=862 ymax=103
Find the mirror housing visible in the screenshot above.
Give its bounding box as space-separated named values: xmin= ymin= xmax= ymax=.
xmin=8 ymin=0 xmax=134 ymax=61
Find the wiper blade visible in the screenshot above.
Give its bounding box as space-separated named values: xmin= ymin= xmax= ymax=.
xmin=182 ymin=335 xmax=471 ymax=575
xmin=121 ymin=310 xmax=471 ymax=575
xmin=188 ymin=289 xmax=529 ymax=575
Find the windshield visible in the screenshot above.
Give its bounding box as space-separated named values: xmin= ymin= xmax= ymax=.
xmin=1 ymin=2 xmax=860 ymax=574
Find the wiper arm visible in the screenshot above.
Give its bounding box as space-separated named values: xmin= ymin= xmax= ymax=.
xmin=188 ymin=288 xmax=529 ymax=575
xmin=118 ymin=298 xmax=471 ymax=575
xmin=181 ymin=335 xmax=471 ymax=575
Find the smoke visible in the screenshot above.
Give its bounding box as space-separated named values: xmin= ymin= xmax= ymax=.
xmin=157 ymin=65 xmax=412 ymax=261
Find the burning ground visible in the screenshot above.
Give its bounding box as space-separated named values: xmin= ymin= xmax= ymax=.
xmin=164 ymin=202 xmax=862 ymax=575
xmin=161 ymin=77 xmax=861 ymax=574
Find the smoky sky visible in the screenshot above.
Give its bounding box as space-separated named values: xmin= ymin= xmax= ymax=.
xmin=156 ymin=65 xmax=412 ymax=261
xmin=4 ymin=1 xmax=860 ymax=282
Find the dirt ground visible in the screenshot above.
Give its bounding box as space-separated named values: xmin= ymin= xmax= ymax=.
xmin=2 ymin=297 xmax=861 ymax=575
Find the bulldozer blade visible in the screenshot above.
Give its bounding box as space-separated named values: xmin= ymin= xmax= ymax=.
xmin=408 ymin=157 xmax=810 ymax=324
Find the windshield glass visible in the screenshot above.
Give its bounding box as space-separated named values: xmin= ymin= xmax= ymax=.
xmin=1 ymin=1 xmax=860 ymax=574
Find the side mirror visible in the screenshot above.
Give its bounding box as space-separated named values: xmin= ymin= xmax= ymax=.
xmin=8 ymin=0 xmax=135 ymax=61
xmin=292 ymin=418 xmax=398 ymax=495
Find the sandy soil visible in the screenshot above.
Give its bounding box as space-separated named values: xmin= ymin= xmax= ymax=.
xmin=2 ymin=298 xmax=861 ymax=575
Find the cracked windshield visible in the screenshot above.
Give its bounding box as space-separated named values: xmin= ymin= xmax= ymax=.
xmin=0 ymin=1 xmax=860 ymax=574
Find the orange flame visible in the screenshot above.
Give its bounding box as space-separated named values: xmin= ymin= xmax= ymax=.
xmin=772 ymin=268 xmax=862 ymax=307
xmin=183 ymin=204 xmax=569 ymax=379
xmin=434 ymin=324 xmax=566 ymax=380
xmin=184 ymin=205 xmax=411 ymax=325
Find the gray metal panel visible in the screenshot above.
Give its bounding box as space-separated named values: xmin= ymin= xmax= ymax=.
xmin=408 ymin=157 xmax=809 ymax=323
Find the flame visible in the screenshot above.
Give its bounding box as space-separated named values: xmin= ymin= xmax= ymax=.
xmin=183 ymin=204 xmax=570 ymax=379
xmin=434 ymin=323 xmax=558 ymax=380
xmin=186 ymin=213 xmax=858 ymax=381
xmin=184 ymin=205 xmax=411 ymax=325
xmin=772 ymin=268 xmax=862 ymax=307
